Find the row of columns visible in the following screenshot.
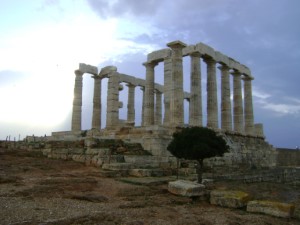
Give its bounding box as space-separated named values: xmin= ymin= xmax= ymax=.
xmin=143 ymin=41 xmax=255 ymax=135
xmin=71 ymin=43 xmax=254 ymax=136
xmin=71 ymin=70 xmax=164 ymax=132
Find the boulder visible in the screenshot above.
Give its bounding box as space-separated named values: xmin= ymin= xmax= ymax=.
xmin=247 ymin=200 xmax=295 ymax=218
xmin=168 ymin=180 xmax=205 ymax=197
xmin=210 ymin=190 xmax=251 ymax=208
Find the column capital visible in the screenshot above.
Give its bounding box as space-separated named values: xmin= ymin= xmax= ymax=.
xmin=126 ymin=83 xmax=136 ymax=88
xmin=218 ymin=64 xmax=230 ymax=71
xmin=242 ymin=75 xmax=254 ymax=81
xmin=231 ymin=69 xmax=242 ymax=76
xmin=189 ymin=51 xmax=201 ymax=57
xmin=203 ymin=56 xmax=216 ymax=64
xmin=143 ymin=61 xmax=158 ymax=68
xmin=167 ymin=40 xmax=187 ymax=49
xmin=74 ymin=70 xmax=83 ymax=76
xmin=92 ymin=74 xmax=101 ymax=79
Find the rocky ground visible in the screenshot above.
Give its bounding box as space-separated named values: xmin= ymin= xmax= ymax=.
xmin=0 ymin=148 xmax=299 ymax=225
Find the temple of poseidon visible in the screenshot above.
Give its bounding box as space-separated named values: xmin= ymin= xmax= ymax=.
xmin=51 ymin=40 xmax=277 ymax=169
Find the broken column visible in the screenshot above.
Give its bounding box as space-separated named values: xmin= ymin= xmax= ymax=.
xmin=71 ymin=70 xmax=83 ymax=131
xmin=167 ymin=40 xmax=187 ymax=127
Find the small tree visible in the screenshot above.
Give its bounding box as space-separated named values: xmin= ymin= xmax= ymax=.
xmin=167 ymin=127 xmax=229 ymax=183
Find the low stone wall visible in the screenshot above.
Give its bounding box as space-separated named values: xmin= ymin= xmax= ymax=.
xmin=208 ymin=167 xmax=300 ymax=183
xmin=276 ymin=148 xmax=300 ymax=167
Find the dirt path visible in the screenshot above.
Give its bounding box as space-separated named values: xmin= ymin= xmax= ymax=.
xmin=0 ymin=148 xmax=299 ymax=225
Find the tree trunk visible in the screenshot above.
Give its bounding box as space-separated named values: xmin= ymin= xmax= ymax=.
xmin=196 ymin=159 xmax=203 ymax=183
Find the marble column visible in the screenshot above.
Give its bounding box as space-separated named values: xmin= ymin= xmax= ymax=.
xmin=204 ymin=57 xmax=218 ymax=129
xmin=232 ymin=70 xmax=244 ymax=133
xmin=91 ymin=75 xmax=101 ymax=130
xmin=155 ymin=90 xmax=162 ymax=125
xmin=143 ymin=62 xmax=157 ymax=126
xmin=189 ymin=52 xmax=202 ymax=126
xmin=219 ymin=64 xmax=232 ymax=131
xmin=167 ymin=40 xmax=187 ymax=127
xmin=140 ymin=86 xmax=145 ymax=126
xmin=127 ymin=83 xmax=136 ymax=124
xmin=163 ymin=56 xmax=172 ymax=126
xmin=243 ymin=76 xmax=254 ymax=135
xmin=71 ymin=70 xmax=83 ymax=131
xmin=106 ymin=72 xmax=120 ymax=129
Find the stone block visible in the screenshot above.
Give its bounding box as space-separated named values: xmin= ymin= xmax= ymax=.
xmin=247 ymin=200 xmax=295 ymax=218
xmin=99 ymin=66 xmax=117 ymax=76
xmin=102 ymin=163 xmax=135 ymax=170
xmin=168 ymin=180 xmax=205 ymax=197
xmin=210 ymin=190 xmax=251 ymax=208
xmin=129 ymin=169 xmax=152 ymax=177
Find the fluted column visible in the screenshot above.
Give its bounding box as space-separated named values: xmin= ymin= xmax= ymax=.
xmin=243 ymin=76 xmax=254 ymax=135
xmin=219 ymin=64 xmax=232 ymax=131
xmin=106 ymin=72 xmax=120 ymax=129
xmin=204 ymin=57 xmax=218 ymax=129
xmin=167 ymin=40 xmax=187 ymax=127
xmin=140 ymin=86 xmax=145 ymax=126
xmin=143 ymin=62 xmax=157 ymax=126
xmin=91 ymin=75 xmax=101 ymax=130
xmin=189 ymin=52 xmax=202 ymax=126
xmin=163 ymin=56 xmax=172 ymax=126
xmin=232 ymin=70 xmax=244 ymax=133
xmin=155 ymin=90 xmax=162 ymax=125
xmin=127 ymin=83 xmax=136 ymax=124
xmin=71 ymin=70 xmax=83 ymax=131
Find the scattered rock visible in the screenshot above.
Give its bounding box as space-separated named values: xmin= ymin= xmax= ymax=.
xmin=210 ymin=190 xmax=251 ymax=208
xmin=168 ymin=179 xmax=206 ymax=197
xmin=247 ymin=200 xmax=295 ymax=218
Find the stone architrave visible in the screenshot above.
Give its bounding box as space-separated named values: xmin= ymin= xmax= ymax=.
xmin=106 ymin=72 xmax=120 ymax=129
xmin=127 ymin=83 xmax=136 ymax=124
xmin=91 ymin=75 xmax=101 ymax=130
xmin=232 ymin=70 xmax=244 ymax=133
xmin=71 ymin=70 xmax=83 ymax=131
xmin=155 ymin=90 xmax=162 ymax=125
xmin=167 ymin=40 xmax=187 ymax=127
xmin=143 ymin=62 xmax=157 ymax=126
xmin=204 ymin=57 xmax=218 ymax=129
xmin=219 ymin=64 xmax=232 ymax=131
xmin=140 ymin=86 xmax=145 ymax=126
xmin=243 ymin=76 xmax=254 ymax=135
xmin=189 ymin=52 xmax=202 ymax=126
xmin=163 ymin=56 xmax=172 ymax=126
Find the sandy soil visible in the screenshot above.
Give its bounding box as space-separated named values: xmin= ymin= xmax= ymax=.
xmin=0 ymin=148 xmax=299 ymax=225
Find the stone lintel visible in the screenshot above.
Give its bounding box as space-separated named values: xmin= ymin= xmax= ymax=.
xmin=195 ymin=42 xmax=215 ymax=59
xmin=167 ymin=40 xmax=187 ymax=49
xmin=182 ymin=45 xmax=197 ymax=56
xmin=242 ymin=75 xmax=254 ymax=81
xmin=147 ymin=48 xmax=171 ymax=63
xmin=99 ymin=66 xmax=117 ymax=77
xmin=215 ymin=51 xmax=230 ymax=66
xmin=79 ymin=63 xmax=98 ymax=75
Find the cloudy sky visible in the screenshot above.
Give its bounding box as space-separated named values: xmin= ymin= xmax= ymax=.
xmin=0 ymin=0 xmax=299 ymax=148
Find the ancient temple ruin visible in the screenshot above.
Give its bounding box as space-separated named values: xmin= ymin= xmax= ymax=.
xmin=52 ymin=40 xmax=276 ymax=168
